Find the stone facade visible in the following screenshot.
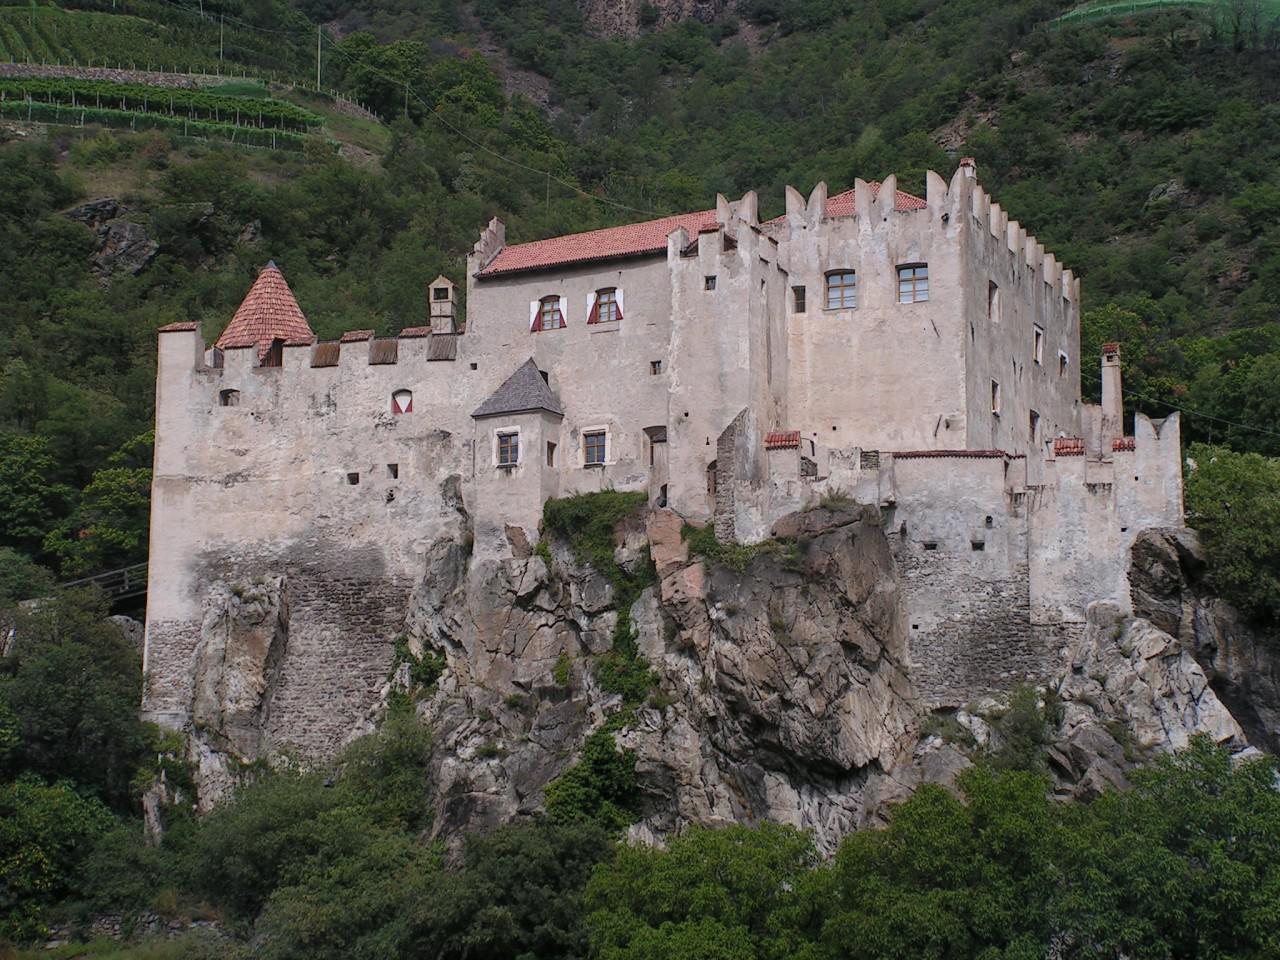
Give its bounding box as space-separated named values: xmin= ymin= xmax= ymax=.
xmin=143 ymin=161 xmax=1185 ymax=768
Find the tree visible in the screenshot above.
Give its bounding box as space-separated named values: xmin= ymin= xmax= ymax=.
xmin=0 ymin=590 xmax=150 ymax=809
xmin=0 ymin=432 xmax=71 ymax=557
xmin=1184 ymin=443 xmax=1280 ymax=622
xmin=586 ymin=822 xmax=822 ymax=960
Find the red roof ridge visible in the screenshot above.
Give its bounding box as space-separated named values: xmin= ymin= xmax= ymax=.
xmin=215 ymin=263 xmax=314 ymax=361
xmin=478 ymin=183 xmax=927 ymax=278
xmin=894 ymin=449 xmax=1023 ymax=460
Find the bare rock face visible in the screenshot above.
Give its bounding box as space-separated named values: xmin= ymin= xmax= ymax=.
xmin=1055 ymin=602 xmax=1243 ymax=798
xmin=411 ymin=503 xmax=922 ymax=853
xmin=1130 ymin=528 xmax=1280 ymax=753
xmin=192 ymin=576 xmax=289 ymax=763
xmin=63 ymin=198 xmax=159 ymax=285
xmin=578 ymin=0 xmax=732 ymax=36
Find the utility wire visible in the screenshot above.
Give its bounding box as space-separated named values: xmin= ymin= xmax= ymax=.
xmin=1081 ymin=368 xmax=1280 ymax=440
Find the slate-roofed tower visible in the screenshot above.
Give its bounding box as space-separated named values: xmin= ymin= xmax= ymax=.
xmin=216 ymin=261 xmax=315 ymax=361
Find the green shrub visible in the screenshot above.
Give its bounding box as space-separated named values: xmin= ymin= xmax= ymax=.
xmin=681 ymin=522 xmax=794 ymax=573
xmin=986 ymin=686 xmax=1061 ymax=772
xmin=544 ymin=730 xmax=639 ymax=830
xmin=553 ymin=651 xmax=572 ymax=687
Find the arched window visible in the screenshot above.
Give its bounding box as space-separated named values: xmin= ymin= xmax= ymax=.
xmin=219 ymin=389 xmax=240 ymax=407
xmin=825 ymin=271 xmax=857 ymax=310
xmin=589 ymin=287 xmax=623 ymax=324
xmin=531 ymin=295 xmax=564 ymax=332
xmin=392 ymin=389 xmax=413 ymax=415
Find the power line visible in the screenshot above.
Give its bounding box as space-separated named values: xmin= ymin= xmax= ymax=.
xmin=1081 ymin=369 xmax=1280 ymax=440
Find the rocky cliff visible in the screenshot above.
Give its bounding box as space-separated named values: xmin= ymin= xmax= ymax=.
xmin=169 ymin=499 xmax=1276 ymax=849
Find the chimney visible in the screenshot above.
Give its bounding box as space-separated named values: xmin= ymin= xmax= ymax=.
xmin=429 ymin=275 xmax=457 ymax=335
xmin=958 ymin=156 xmax=977 ymax=179
xmin=1101 ymin=342 xmax=1123 ymax=439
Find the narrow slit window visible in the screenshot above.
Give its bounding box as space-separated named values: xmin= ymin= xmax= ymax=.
xmin=825 ymin=271 xmax=857 ymax=310
xmin=546 ymin=441 xmax=557 ymax=467
xmin=1029 ymin=409 xmax=1040 ymax=443
xmin=991 ymin=379 xmax=1002 ymax=415
xmin=497 ymin=432 xmax=519 ymax=467
xmin=988 ymin=281 xmax=1000 ymax=321
xmin=897 ymin=264 xmax=929 ymax=303
xmin=792 ymin=285 xmax=806 ymax=313
xmin=1058 ymin=351 xmax=1069 ymax=377
xmin=1033 ymin=325 xmax=1044 ymax=365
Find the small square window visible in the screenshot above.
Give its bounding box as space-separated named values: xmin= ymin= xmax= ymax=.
xmin=1033 ymin=326 xmax=1044 ymax=365
xmin=704 ymin=276 xmax=717 ymax=291
xmin=825 ymin=271 xmax=857 ymax=310
xmin=923 ymin=541 xmax=938 ymax=551
xmin=990 ymin=379 xmax=1002 ymax=415
xmin=387 ymin=463 xmax=399 ymax=479
xmin=897 ymin=264 xmax=929 ymax=303
xmin=971 ymin=541 xmax=985 ymax=552
xmin=347 ymin=472 xmax=360 ymax=485
xmin=497 ymin=432 xmax=519 ymax=467
xmin=433 ymin=287 xmax=449 ymax=300
xmin=650 ymin=360 xmax=663 ymax=375
xmin=546 ymin=441 xmax=557 ymax=467
xmin=584 ymin=431 xmax=606 ymax=466
xmin=470 ymin=362 xmax=478 ymax=371
xmin=792 ymin=285 xmax=806 ymax=313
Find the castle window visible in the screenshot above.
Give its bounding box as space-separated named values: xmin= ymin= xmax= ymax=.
xmin=392 ymin=389 xmax=413 ymax=415
xmin=347 ymin=472 xmax=360 ymax=485
xmin=219 ymin=389 xmax=240 ymax=407
xmin=589 ymin=287 xmax=622 ymax=324
xmin=971 ymin=541 xmax=985 ymax=552
xmin=988 ymin=281 xmax=1000 ymax=321
xmin=497 ymin=431 xmax=519 ymax=467
xmin=897 ymin=264 xmax=929 ymax=303
xmin=432 ymin=287 xmax=449 ymax=300
xmin=261 ymin=338 xmax=284 ymax=368
xmin=1058 ymin=351 xmax=1069 ymax=377
xmin=1033 ymin=325 xmax=1044 ymax=365
xmin=387 ymin=463 xmax=399 ymax=479
xmin=704 ymin=276 xmax=717 ymax=291
xmin=584 ymin=430 xmax=607 ymax=466
xmin=531 ymin=295 xmax=564 ymax=332
xmin=650 ymin=360 xmax=663 ymax=375
xmin=923 ymin=541 xmax=938 ymax=551
xmin=792 ymin=285 xmax=806 ymax=313
xmin=825 ymin=271 xmax=857 ymax=310
xmin=990 ymin=379 xmax=1002 ymax=415
xmin=546 ymin=442 xmax=557 ymax=467
xmin=1029 ymin=409 xmax=1040 ymax=442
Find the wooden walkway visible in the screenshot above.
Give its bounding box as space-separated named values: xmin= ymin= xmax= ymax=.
xmin=60 ymin=562 xmax=148 ymax=601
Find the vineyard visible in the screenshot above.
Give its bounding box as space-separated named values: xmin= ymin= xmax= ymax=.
xmin=0 ymin=77 xmax=321 ymax=130
xmin=1056 ymin=0 xmax=1280 ymax=25
xmin=0 ymin=3 xmax=310 ymax=78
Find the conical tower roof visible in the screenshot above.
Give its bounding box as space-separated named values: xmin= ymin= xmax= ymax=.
xmin=215 ymin=261 xmax=314 ymax=359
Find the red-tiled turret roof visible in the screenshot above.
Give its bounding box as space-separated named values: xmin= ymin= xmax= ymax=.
xmin=477 ymin=183 xmax=926 ymax=278
xmin=215 ymin=262 xmax=314 ymax=360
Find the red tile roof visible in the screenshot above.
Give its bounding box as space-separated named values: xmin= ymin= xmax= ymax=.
xmin=215 ymin=263 xmax=314 ymax=360
xmin=765 ymin=430 xmax=802 ymax=449
xmin=158 ymin=321 xmax=200 ymax=333
xmin=340 ymin=329 xmax=374 ymax=342
xmin=477 ymin=183 xmax=927 ymax=278
xmin=1112 ymin=437 xmax=1136 ymax=452
xmin=479 ymin=210 xmax=720 ymax=277
xmin=1054 ymin=437 xmax=1086 ymax=457
xmin=399 ymin=326 xmax=432 ymax=339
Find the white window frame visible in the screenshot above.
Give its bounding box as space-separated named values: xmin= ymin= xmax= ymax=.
xmin=581 ymin=425 xmax=610 ymax=467
xmin=494 ymin=427 xmax=521 ymax=468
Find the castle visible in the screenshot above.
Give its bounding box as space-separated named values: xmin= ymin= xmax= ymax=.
xmin=142 ymin=161 xmax=1184 ymax=754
